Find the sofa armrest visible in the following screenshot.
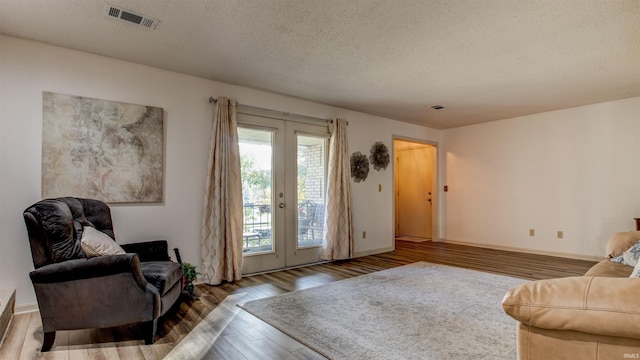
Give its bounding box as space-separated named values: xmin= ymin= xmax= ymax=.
xmin=502 ymin=276 xmax=640 ymax=340
xmin=121 ymin=240 xmax=170 ymax=262
xmin=30 ymin=253 xmax=147 ymax=289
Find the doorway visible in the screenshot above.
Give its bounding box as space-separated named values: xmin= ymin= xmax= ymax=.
xmin=238 ymin=112 xmax=329 ymax=274
xmin=394 ymin=139 xmax=438 ymax=242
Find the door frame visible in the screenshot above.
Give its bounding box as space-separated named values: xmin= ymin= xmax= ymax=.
xmin=237 ymin=115 xmax=285 ymax=274
xmin=392 ymin=136 xmax=440 ymax=242
xmin=283 ymin=122 xmax=330 ymax=268
xmin=237 ymin=107 xmax=330 ymax=274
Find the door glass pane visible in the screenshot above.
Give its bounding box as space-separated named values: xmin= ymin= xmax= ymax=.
xmin=296 ymin=134 xmax=326 ymax=248
xmin=238 ymin=127 xmax=273 ymax=255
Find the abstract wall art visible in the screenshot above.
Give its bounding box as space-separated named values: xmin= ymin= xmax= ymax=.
xmin=42 ymin=92 xmax=164 ymax=203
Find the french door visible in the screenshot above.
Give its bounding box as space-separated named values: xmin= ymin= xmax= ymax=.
xmin=237 ymin=112 xmax=329 ymax=274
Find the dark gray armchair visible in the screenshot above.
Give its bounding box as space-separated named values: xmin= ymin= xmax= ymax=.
xmin=23 ymin=197 xmax=182 ymax=351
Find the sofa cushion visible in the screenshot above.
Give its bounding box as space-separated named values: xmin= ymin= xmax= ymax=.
xmin=502 ymin=276 xmax=640 ymax=340
xmin=140 ymin=261 xmax=182 ymax=296
xmin=605 ymin=231 xmax=640 ymax=258
xmin=80 ymin=226 xmax=126 ymax=258
xmin=584 ymin=259 xmax=633 ymax=277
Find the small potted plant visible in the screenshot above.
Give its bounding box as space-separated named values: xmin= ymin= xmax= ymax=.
xmin=181 ymin=262 xmax=200 ymax=299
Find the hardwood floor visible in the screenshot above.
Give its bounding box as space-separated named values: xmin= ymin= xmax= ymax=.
xmin=0 ymin=240 xmax=597 ymax=359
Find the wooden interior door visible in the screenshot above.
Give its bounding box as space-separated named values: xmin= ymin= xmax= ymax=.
xmin=396 ymin=145 xmax=433 ymax=238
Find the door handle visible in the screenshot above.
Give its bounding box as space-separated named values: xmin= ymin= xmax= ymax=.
xmin=279 ymin=203 xmax=285 ymax=208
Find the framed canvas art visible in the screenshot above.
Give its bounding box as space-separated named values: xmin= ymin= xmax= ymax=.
xmin=42 ymin=92 xmax=164 ymax=203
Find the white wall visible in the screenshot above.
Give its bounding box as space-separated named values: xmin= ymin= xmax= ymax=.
xmin=442 ymin=97 xmax=640 ymax=259
xmin=0 ymin=35 xmax=441 ymax=307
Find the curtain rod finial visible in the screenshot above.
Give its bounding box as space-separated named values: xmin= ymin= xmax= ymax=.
xmin=209 ymin=97 xmax=216 ymax=103
xmin=330 ymin=119 xmax=349 ymax=126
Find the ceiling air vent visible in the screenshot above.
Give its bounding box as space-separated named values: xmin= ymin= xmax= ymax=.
xmin=104 ymin=4 xmax=158 ymax=29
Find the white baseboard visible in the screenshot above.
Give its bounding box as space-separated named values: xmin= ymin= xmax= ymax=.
xmin=354 ymin=245 xmax=395 ymax=258
xmin=442 ymin=239 xmax=602 ymax=261
xmin=15 ymin=302 xmax=38 ymax=315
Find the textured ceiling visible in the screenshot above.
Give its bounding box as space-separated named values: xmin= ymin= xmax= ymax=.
xmin=1 ymin=0 xmax=639 ymax=129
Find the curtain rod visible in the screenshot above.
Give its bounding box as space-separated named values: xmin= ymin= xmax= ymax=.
xmin=209 ymin=96 xmax=347 ymax=125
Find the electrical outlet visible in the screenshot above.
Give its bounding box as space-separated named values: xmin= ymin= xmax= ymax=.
xmin=557 ymin=231 xmax=563 ymax=239
xmin=362 ymin=231 xmax=367 ymax=239
xmin=529 ymin=229 xmax=535 ymax=236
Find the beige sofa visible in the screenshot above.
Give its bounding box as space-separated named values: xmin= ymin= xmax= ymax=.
xmin=502 ymin=231 xmax=640 ymax=360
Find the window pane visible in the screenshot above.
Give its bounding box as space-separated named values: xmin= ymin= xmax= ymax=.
xmin=238 ymin=127 xmax=273 ymax=255
xmin=297 ymin=134 xmax=326 ymax=247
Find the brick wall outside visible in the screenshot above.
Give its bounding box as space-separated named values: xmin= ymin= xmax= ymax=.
xmin=300 ymin=143 xmax=325 ymax=205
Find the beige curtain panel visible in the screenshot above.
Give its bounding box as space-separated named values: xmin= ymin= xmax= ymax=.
xmin=321 ymin=118 xmax=354 ymax=260
xmin=201 ymin=96 xmax=244 ymax=284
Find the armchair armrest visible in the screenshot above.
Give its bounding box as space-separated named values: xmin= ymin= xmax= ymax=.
xmin=502 ymin=276 xmax=640 ymax=340
xmin=30 ymin=253 xmax=147 ymax=289
xmin=121 ymin=240 xmax=170 ymax=262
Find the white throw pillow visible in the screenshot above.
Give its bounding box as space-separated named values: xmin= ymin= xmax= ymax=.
xmin=622 ymin=240 xmax=640 ymax=267
xmin=81 ymin=226 xmax=126 ymax=258
xmin=629 ymin=261 xmax=640 ymax=278
xmin=632 ymin=259 xmax=640 ymax=278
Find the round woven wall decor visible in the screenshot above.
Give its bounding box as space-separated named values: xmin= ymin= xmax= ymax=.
xmin=369 ymin=141 xmax=389 ymax=171
xmin=350 ymin=151 xmax=369 ymax=183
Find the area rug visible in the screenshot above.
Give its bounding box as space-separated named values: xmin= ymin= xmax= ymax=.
xmin=238 ymin=262 xmax=526 ymax=360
